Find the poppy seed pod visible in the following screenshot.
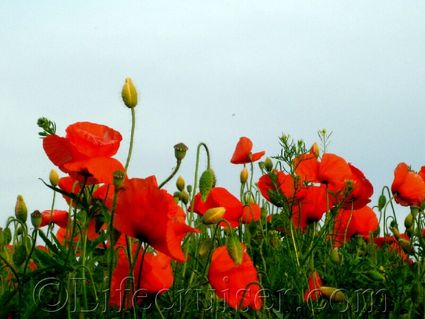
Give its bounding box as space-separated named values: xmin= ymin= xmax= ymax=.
xmin=113 ymin=170 xmax=125 ymax=188
xmin=31 ymin=210 xmax=42 ymax=228
xmin=15 ymin=195 xmax=28 ymax=223
xmin=121 ymin=77 xmax=138 ymax=108
xmin=49 ymin=169 xmax=59 ymax=187
xmin=203 ymin=207 xmax=226 ymax=225
xmin=174 ymin=143 xmax=188 ymax=161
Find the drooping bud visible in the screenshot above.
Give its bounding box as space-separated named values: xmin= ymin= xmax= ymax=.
xmin=180 ymin=190 xmax=189 ymax=205
xmin=203 ymin=207 xmax=226 ymax=225
xmin=49 ymin=169 xmax=59 ymax=187
xmin=378 ymin=195 xmax=387 ymax=211
xmin=330 ymin=247 xmax=341 ymax=265
xmin=3 ymin=228 xmax=12 ymax=245
xmin=15 ymin=195 xmax=28 ymax=223
xmin=310 ymin=143 xmax=320 ymax=158
xmin=113 ymin=170 xmax=125 ymax=189
xmin=226 ymin=235 xmax=243 ymax=265
xmin=199 ymin=168 xmax=215 ymax=201
xmin=198 ymin=238 xmax=213 ymax=257
xmin=174 ymin=143 xmax=188 ymax=162
xmin=13 ymin=245 xmax=27 ymax=266
xmin=404 ymin=214 xmax=414 ymax=229
xmin=173 ymin=191 xmax=181 ymax=204
xmin=319 ymin=287 xmax=346 ymax=302
xmin=31 ymin=210 xmax=42 ymax=229
xmin=121 ymin=77 xmax=138 ymax=108
xmin=176 ymin=176 xmax=185 ymax=192
xmin=240 ymin=167 xmax=248 ymax=184
xmin=264 ymin=158 xmax=273 ymax=172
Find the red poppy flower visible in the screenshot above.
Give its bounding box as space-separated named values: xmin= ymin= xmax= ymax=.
xmin=230 ymin=137 xmax=265 ymax=164
xmin=208 ymin=245 xmax=262 ymax=310
xmin=241 ymin=203 xmax=261 ymax=224
xmin=340 ymin=164 xmax=373 ymax=210
xmin=257 ymin=171 xmax=301 ymax=207
xmin=333 ymin=206 xmax=378 ymax=246
xmin=192 ymin=187 xmax=243 ymax=227
xmin=43 ymin=122 xmax=124 ymax=185
xmin=304 ymin=271 xmax=323 ymax=302
xmin=419 ymin=166 xmax=425 ymax=181
xmin=40 ymin=210 xmax=68 ymax=228
xmin=109 ymin=176 xmax=198 ymax=261
xmin=391 ymin=163 xmax=425 ymax=207
xmin=294 ymin=153 xmax=352 ymax=192
xmin=109 ymin=245 xmax=173 ymax=310
xmin=292 ymin=185 xmax=328 ymax=229
xmin=374 ymin=234 xmax=410 ymax=262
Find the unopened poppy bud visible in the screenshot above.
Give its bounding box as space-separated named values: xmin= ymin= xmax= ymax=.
xmin=391 ymin=226 xmax=400 ymax=239
xmin=399 ymin=238 xmax=414 ymax=255
xmin=173 ymin=191 xmax=181 ymax=204
xmin=198 ymin=238 xmax=213 ymax=257
xmin=226 ymin=235 xmax=243 ymax=265
xmin=378 ymin=195 xmax=386 ymax=211
xmin=203 ymin=207 xmax=226 ymax=225
xmin=310 ymin=143 xmax=320 ymax=158
xmin=13 ymin=245 xmax=27 ymax=266
xmin=330 ymin=247 xmax=341 ymax=265
xmin=180 ymin=190 xmax=189 ymax=205
xmin=186 ymin=184 xmax=193 ymax=194
xmin=121 ymin=77 xmax=138 ymax=108
xmin=49 ymin=169 xmax=59 ymax=186
xmin=410 ymin=206 xmax=419 ymax=217
xmin=113 ymin=170 xmax=125 ymax=188
xmin=258 ymin=161 xmax=265 ymax=171
xmin=264 ymin=158 xmax=273 ymax=172
xmin=199 ymin=168 xmax=215 ymax=201
xmin=404 ymin=214 xmax=414 ymax=229
xmin=176 ymin=176 xmax=185 ymax=192
xmin=406 ymin=226 xmax=415 ymax=238
xmin=31 ymin=210 xmax=42 ymax=229
xmin=240 ymin=167 xmax=248 ymax=184
xmin=319 ymin=287 xmax=346 ymax=302
xmin=367 ymin=270 xmax=385 ymax=282
xmin=3 ymin=228 xmax=11 ymax=245
xmin=15 ymin=195 xmax=28 ymax=223
xmin=174 ymin=143 xmax=188 ymax=162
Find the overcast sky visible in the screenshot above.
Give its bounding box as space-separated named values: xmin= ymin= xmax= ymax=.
xmin=1 ymin=1 xmax=424 ymax=226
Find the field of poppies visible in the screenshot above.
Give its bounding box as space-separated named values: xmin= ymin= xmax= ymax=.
xmin=1 ymin=78 xmax=424 ymax=318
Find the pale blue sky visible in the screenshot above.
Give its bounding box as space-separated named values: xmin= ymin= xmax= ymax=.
xmin=1 ymin=1 xmax=424 ymax=225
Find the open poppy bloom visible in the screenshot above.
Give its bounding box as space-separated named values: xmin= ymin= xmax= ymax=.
xmin=374 ymin=234 xmax=410 ymax=262
xmin=43 ymin=122 xmax=124 ymax=185
xmin=208 ymin=245 xmax=262 ymax=310
xmin=257 ymin=170 xmax=301 ymax=207
xmin=391 ymin=163 xmax=425 ymax=207
xmin=109 ymin=244 xmax=174 ymax=310
xmin=333 ymin=206 xmax=378 ymax=246
xmin=230 ymin=137 xmax=265 ymax=164
xmin=40 ymin=210 xmax=69 ymax=228
xmin=241 ymin=202 xmax=261 ymax=224
xmin=337 ymin=164 xmax=373 ymax=210
xmin=192 ymin=187 xmax=243 ymax=227
xmin=109 ymin=176 xmax=198 ymax=261
xmin=304 ymin=271 xmax=323 ymax=302
xmin=292 ymin=185 xmax=328 ymax=229
xmin=294 ymin=153 xmax=352 ymax=192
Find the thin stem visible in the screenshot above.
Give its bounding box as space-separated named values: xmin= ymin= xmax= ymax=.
xmin=124 ymin=107 xmax=136 ymax=172
xmin=159 ymin=160 xmax=182 ymax=189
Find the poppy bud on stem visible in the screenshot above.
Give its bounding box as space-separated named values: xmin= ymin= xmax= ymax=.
xmin=15 ymin=195 xmax=28 ymax=223
xmin=121 ymin=77 xmax=138 ymax=109
xmin=203 ymin=207 xmax=226 ymax=225
xmin=49 ymin=169 xmax=59 ymax=187
xmin=31 ymin=210 xmax=42 ymax=229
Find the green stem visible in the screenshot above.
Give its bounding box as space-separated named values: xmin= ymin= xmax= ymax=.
xmin=124 ymin=107 xmax=136 ymax=173
xmin=159 ymin=160 xmax=182 ymax=189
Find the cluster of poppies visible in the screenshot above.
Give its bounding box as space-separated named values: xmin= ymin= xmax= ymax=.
xmin=35 ymin=119 xmax=425 ymax=311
